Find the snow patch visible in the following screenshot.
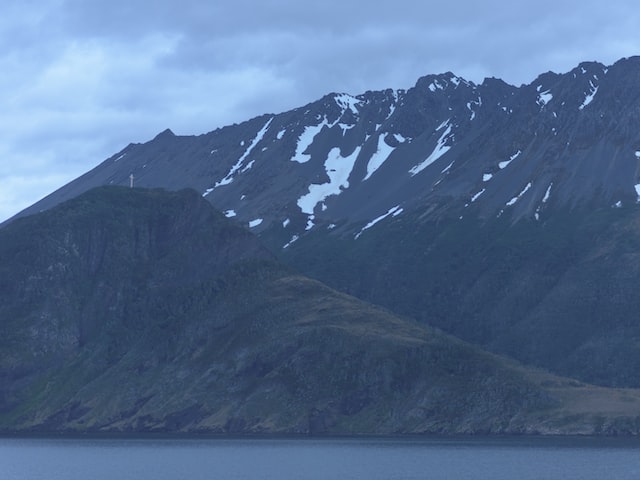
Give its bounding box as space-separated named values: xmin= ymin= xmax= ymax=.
xmin=635 ymin=151 xmax=640 ymax=159
xmin=466 ymin=100 xmax=480 ymax=121
xmin=297 ymin=147 xmax=362 ymax=215
xmin=249 ymin=218 xmax=263 ymax=228
xmin=224 ymin=210 xmax=237 ymax=218
xmin=409 ymin=121 xmax=453 ymax=176
xmin=542 ymin=183 xmax=553 ymax=203
xmin=614 ymin=201 xmax=623 ymax=208
xmin=276 ymin=129 xmax=286 ymax=140
xmin=305 ymin=215 xmax=315 ymax=231
xmin=385 ymin=103 xmax=396 ymax=120
xmin=579 ymin=81 xmax=599 ymax=110
xmin=635 ymin=184 xmax=640 ymax=202
xmin=535 ymin=183 xmax=553 ymax=220
xmin=282 ymin=218 xmax=290 ymax=228
xmin=114 ymin=153 xmax=126 ymax=162
xmin=441 ymin=160 xmax=455 ymax=174
xmin=483 ymin=173 xmax=493 ymax=182
xmin=393 ymin=133 xmax=407 ymax=143
xmin=355 ymin=206 xmax=403 ymax=239
xmin=506 ymin=182 xmax=532 ymax=206
xmin=428 ymin=81 xmax=444 ymax=92
xmin=335 ymin=93 xmax=361 ymax=115
xmin=471 ymin=189 xmax=485 ymax=203
xmin=466 ymin=97 xmax=482 ymax=120
xmin=499 ymin=150 xmax=521 ymax=169
xmin=240 ymin=160 xmax=255 ymax=173
xmin=364 ymin=135 xmax=395 ymax=180
xmin=213 ymin=118 xmax=273 ymax=188
xmin=283 ymin=235 xmax=299 ymax=249
xmin=291 ymin=119 xmax=331 ymax=163
xmin=538 ymin=90 xmax=553 ymax=106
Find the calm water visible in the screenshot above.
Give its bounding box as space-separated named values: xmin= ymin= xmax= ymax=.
xmin=2 ymin=435 xmax=640 ymax=479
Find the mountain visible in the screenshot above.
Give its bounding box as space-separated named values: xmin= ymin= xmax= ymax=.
xmin=12 ymin=57 xmax=640 ymax=228
xmin=7 ymin=56 xmax=640 ymax=387
xmin=4 ymin=186 xmax=640 ymax=435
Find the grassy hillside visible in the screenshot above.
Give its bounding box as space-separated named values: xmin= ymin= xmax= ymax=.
xmin=281 ymin=204 xmax=640 ymax=388
xmin=2 ymin=187 xmax=640 ymax=435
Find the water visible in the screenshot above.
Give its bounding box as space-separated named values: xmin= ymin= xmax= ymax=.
xmin=2 ymin=435 xmax=640 ymax=479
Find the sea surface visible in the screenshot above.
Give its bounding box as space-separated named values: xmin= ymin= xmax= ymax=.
xmin=2 ymin=435 xmax=640 ymax=479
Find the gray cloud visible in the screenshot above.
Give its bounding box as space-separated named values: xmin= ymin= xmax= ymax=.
xmin=1 ymin=0 xmax=640 ymax=221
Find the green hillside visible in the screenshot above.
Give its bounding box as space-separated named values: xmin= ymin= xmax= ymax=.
xmin=2 ymin=187 xmax=640 ymax=435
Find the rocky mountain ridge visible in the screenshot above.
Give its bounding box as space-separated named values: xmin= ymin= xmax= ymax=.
xmin=11 ymin=57 xmax=640 ymax=242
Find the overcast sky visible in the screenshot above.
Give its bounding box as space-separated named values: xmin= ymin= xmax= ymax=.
xmin=1 ymin=0 xmax=639 ymax=222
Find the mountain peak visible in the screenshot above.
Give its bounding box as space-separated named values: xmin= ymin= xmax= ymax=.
xmin=153 ymin=128 xmax=176 ymax=140
xmin=414 ymin=72 xmax=471 ymax=92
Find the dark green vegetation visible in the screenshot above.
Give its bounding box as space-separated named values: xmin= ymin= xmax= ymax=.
xmin=4 ymin=187 xmax=640 ymax=435
xmin=281 ymin=203 xmax=640 ymax=388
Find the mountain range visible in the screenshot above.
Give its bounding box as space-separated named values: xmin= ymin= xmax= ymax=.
xmin=5 ymin=56 xmax=640 ymax=433
xmin=14 ymin=56 xmax=640 ymax=230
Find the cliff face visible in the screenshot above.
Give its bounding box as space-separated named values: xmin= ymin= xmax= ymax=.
xmin=2 ymin=187 xmax=640 ymax=435
xmin=0 ymin=187 xmax=274 ymax=415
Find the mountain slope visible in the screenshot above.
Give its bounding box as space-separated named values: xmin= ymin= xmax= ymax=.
xmin=10 ymin=57 xmax=640 ymax=235
xmin=3 ymin=187 xmax=640 ymax=435
xmin=282 ymin=203 xmax=640 ymax=388
xmin=6 ymin=56 xmax=640 ymax=388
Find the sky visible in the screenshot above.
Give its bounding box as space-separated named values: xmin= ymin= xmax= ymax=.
xmin=1 ymin=0 xmax=639 ymax=222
